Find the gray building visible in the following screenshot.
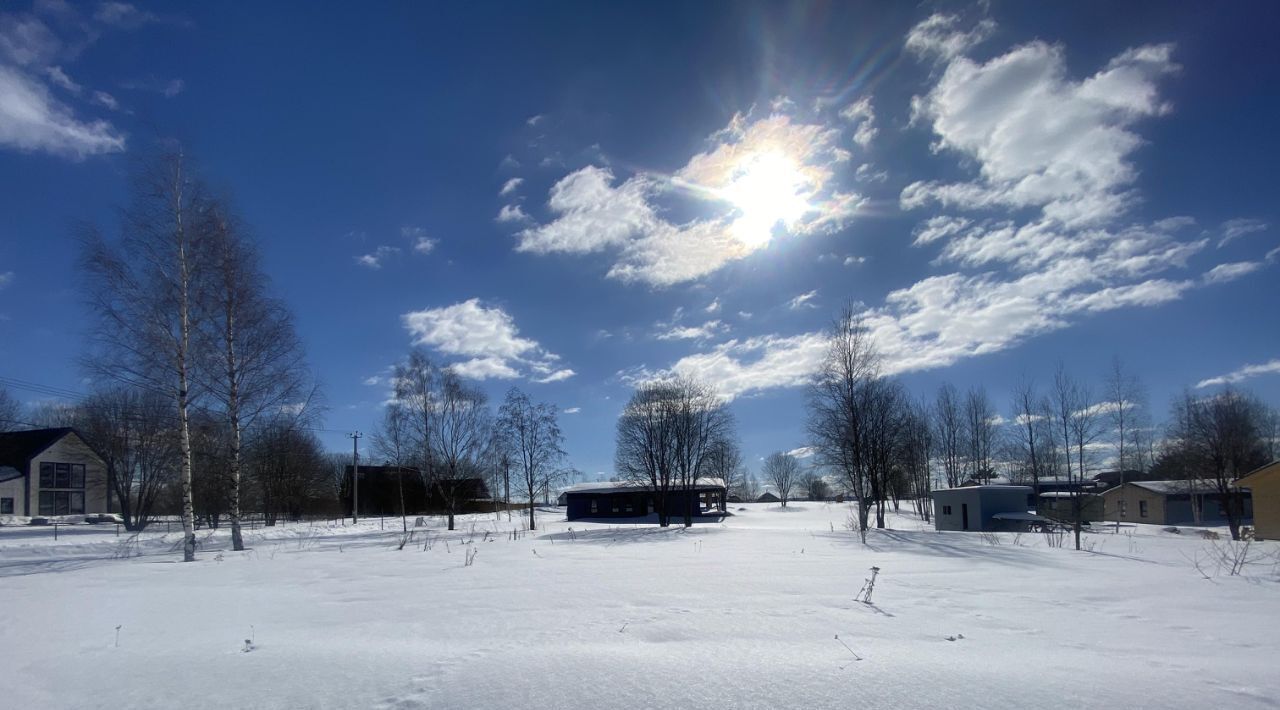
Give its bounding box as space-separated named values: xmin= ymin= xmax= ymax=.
xmin=931 ymin=485 xmax=1038 ymax=532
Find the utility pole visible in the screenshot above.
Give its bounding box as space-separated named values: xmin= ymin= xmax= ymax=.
xmin=349 ymin=431 xmax=362 ymax=524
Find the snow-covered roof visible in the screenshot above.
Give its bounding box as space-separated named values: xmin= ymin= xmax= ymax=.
xmin=560 ymin=478 xmax=725 ymax=495
xmin=1125 ymin=480 xmax=1222 ymax=496
xmin=1038 ymin=491 xmax=1099 ymax=498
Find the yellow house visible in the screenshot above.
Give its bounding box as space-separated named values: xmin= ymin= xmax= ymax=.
xmin=1236 ymin=461 xmax=1280 ymax=541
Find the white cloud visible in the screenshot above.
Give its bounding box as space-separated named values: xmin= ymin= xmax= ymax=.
xmin=526 ymin=114 xmax=545 ymax=127
xmin=94 ymin=2 xmax=158 ymax=29
xmin=1218 ymin=218 xmax=1267 ymax=248
xmin=905 ymin=13 xmax=996 ymax=61
xmin=513 ymin=111 xmax=865 ymax=287
xmin=704 ymin=298 xmax=721 ymax=314
xmin=1196 ymin=359 xmax=1280 ymax=389
xmin=401 ymin=299 xmax=571 ymax=383
xmin=786 ymin=446 xmax=815 ymax=459
xmin=1202 ymin=261 xmax=1263 ymax=285
xmin=787 ymin=290 xmax=819 ymax=310
xmin=532 ymin=368 xmax=575 ymax=384
xmin=497 ymin=204 xmax=531 ymax=224
xmin=362 ymin=376 xmax=381 ymax=386
xmin=903 ymin=37 xmax=1178 ymax=227
xmin=354 ymin=245 xmax=400 ymax=269
xmin=0 ymin=65 xmax=125 ymax=158
xmin=44 ymin=66 xmax=79 ymax=93
xmin=844 ymin=256 xmax=866 ymax=266
xmin=0 ymin=271 xmax=12 ymax=289
xmin=854 ymin=163 xmax=887 ymax=183
xmin=401 ymin=227 xmax=438 ymax=255
xmin=500 ymin=177 xmax=523 ymax=196
xmin=91 ymin=90 xmax=118 ymax=110
xmin=662 ymin=332 xmax=829 ymax=400
xmin=656 ymin=320 xmax=728 ymax=341
xmin=563 ymin=407 xmax=581 ymax=414
xmin=838 ymin=97 xmax=876 ymax=147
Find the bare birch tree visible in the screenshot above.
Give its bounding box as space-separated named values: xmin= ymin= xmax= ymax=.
xmin=80 ymin=149 xmax=207 ymax=562
xmin=430 ymin=371 xmax=491 ymax=530
xmin=198 ymin=200 xmax=310 ymax=551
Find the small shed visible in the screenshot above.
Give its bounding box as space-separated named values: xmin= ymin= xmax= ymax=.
xmin=756 ymin=491 xmax=780 ymax=504
xmin=931 ymin=485 xmax=1036 ymax=532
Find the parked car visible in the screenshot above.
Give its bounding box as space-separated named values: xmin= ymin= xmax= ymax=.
xmin=84 ymin=513 xmax=125 ymax=524
xmin=29 ymin=516 xmax=52 ymax=526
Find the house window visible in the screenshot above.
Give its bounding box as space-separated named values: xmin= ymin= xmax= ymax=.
xmin=590 ymin=499 xmax=598 ymax=514
xmin=39 ymin=491 xmax=85 ymax=516
xmin=0 ymin=497 xmax=12 ymax=514
xmin=1139 ymin=500 xmax=1148 ymax=518
xmin=942 ymin=505 xmax=952 ymax=515
xmin=611 ymin=500 xmax=620 ymax=513
xmin=39 ymin=462 xmax=85 ymax=489
xmin=624 ymin=501 xmax=633 ymax=513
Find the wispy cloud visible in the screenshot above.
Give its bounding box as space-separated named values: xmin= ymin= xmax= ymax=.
xmin=1217 ymin=218 xmax=1267 ymax=248
xmin=563 ymin=406 xmax=581 ymax=414
xmin=1196 ymin=359 xmax=1280 ymax=389
xmin=500 ymin=177 xmax=523 ymax=196
xmin=787 ymin=290 xmax=819 ymax=310
xmin=1202 ymin=261 xmax=1262 ymax=284
xmin=354 ymin=245 xmax=400 ymax=269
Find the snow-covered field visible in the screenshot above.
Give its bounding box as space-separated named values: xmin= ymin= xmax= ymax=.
xmin=1 ymin=503 xmax=1277 ymax=709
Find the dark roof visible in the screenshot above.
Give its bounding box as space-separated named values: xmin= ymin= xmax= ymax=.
xmin=0 ymin=428 xmax=79 ymax=469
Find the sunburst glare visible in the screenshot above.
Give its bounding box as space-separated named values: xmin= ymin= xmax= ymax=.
xmin=718 ymin=151 xmax=813 ymax=247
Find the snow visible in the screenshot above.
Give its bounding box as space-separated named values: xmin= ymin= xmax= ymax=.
xmin=1 ymin=504 xmax=1277 ymax=709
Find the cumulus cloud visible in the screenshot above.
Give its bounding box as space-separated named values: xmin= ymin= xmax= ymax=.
xmin=497 ymin=203 xmax=531 ymax=224
xmin=354 ymin=245 xmax=400 ymax=269
xmin=838 ymin=97 xmax=876 ymax=147
xmin=512 ymin=111 xmax=865 ymax=287
xmin=402 ymin=226 xmax=438 ymax=255
xmin=904 ymin=38 xmax=1178 ymax=227
xmin=1196 ymin=359 xmax=1280 ymax=389
xmin=401 ymin=299 xmax=572 ymax=383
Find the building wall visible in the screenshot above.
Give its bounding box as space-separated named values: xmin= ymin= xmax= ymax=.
xmin=1245 ymin=466 xmax=1280 ymax=540
xmin=1100 ymin=484 xmax=1168 ymax=524
xmin=0 ymin=477 xmax=23 ymax=516
xmin=27 ymin=434 xmax=109 ymax=517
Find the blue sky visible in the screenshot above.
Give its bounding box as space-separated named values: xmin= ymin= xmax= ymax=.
xmin=1 ymin=1 xmax=1278 ymax=478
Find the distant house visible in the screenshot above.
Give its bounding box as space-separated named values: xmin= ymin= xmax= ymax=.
xmin=1236 ymin=461 xmax=1280 ymax=540
xmin=1099 ymin=480 xmax=1253 ymax=526
xmin=562 ymin=481 xmax=726 ymax=521
xmin=931 ymin=486 xmax=1044 ymax=532
xmin=755 ymin=491 xmax=780 ymax=504
xmin=0 ymin=428 xmax=111 ymax=518
xmin=1036 ymin=491 xmax=1105 ymax=523
xmin=341 ymin=465 xmax=490 ymax=517
xmin=1091 ymin=470 xmax=1160 ymax=491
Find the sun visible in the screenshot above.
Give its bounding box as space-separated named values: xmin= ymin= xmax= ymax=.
xmin=719 ymin=151 xmax=812 ymax=247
